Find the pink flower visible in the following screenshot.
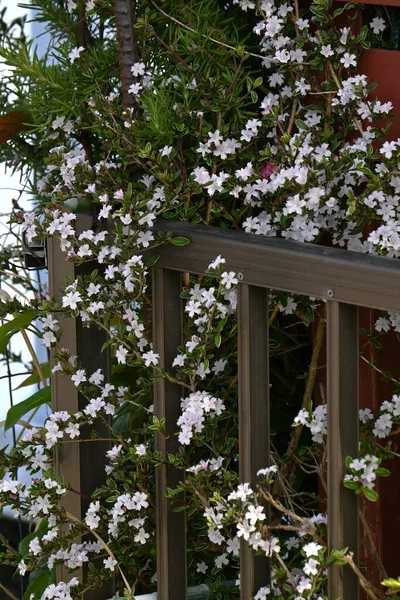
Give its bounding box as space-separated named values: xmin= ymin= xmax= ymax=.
xmin=261 ymin=163 xmax=277 ymax=179
xmin=113 ymin=189 xmax=124 ymax=200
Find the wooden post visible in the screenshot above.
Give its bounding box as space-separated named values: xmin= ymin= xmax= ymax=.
xmin=48 ymin=214 xmax=114 ymax=598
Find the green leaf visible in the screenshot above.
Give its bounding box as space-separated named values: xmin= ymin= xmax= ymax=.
xmin=375 ymin=467 xmax=391 ymax=477
xmin=250 ymin=90 xmax=258 ymax=103
xmin=146 ymin=253 xmax=160 ymax=268
xmin=295 ymin=119 xmax=308 ymax=131
xmin=214 ymin=333 xmax=221 ymax=348
xmin=0 ymin=311 xmax=36 ymax=338
xmin=170 ymin=236 xmax=190 ymax=246
xmin=343 ymin=480 xmax=359 ymax=490
xmin=19 ymin=519 xmax=48 ymax=557
xmin=0 ymin=330 xmax=17 ymax=354
xmin=0 ymin=311 xmax=36 ymax=355
xmin=382 ymin=577 xmax=400 ymax=590
xmin=363 ymin=487 xmax=379 ymax=502
xmin=23 ymin=571 xmax=51 ymax=600
xmin=14 ymin=363 xmax=51 ymax=389
xmin=345 ymin=456 xmax=353 ymax=470
xmin=5 ymin=387 xmax=51 ymax=430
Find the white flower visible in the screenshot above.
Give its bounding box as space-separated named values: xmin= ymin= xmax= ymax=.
xmin=135 ymin=444 xmax=147 ymax=456
xmin=161 ymin=145 xmax=173 ymax=157
xmin=208 ymin=255 xmax=226 ymax=270
xmin=196 ymin=561 xmax=208 ymax=574
xmin=131 ymin=62 xmax=146 ymax=77
xmin=212 ymin=358 xmax=227 ymax=374
xmin=320 ymin=44 xmax=334 ymax=58
xmin=303 ymin=542 xmax=323 ymax=557
xmin=18 ymin=560 xmax=28 ymax=575
xmin=257 ymin=465 xmax=278 ymax=478
xmin=173 ymin=354 xmax=186 ymax=367
xmin=255 ymin=587 xmax=271 ymax=600
xmin=221 ymin=271 xmax=238 ymax=289
xmin=65 ymin=422 xmax=80 ymax=439
xmin=68 ymin=46 xmax=84 ymax=64
xmin=245 ymin=504 xmax=266 ymax=525
xmin=116 ymin=345 xmax=129 ymax=364
xmin=215 ymin=553 xmax=229 ymax=569
xmin=359 ymin=408 xmax=373 ymax=423
xmin=380 ymin=141 xmax=397 ymax=159
xmin=71 ymin=369 xmax=86 ymax=386
xmin=104 ymin=556 xmax=118 ymax=571
xmin=193 ymin=166 xmax=211 ymax=185
xmin=134 ymin=527 xmax=150 ymax=544
xmin=29 ymin=537 xmax=41 ymax=555
xmin=370 ymin=17 xmax=386 ymax=35
xmin=304 ymin=558 xmax=319 ymax=576
xmin=128 ymin=82 xmax=142 ymax=95
xmin=142 ymin=350 xmax=159 ymax=366
xmin=62 ymin=291 xmax=82 ymax=310
xmin=43 ymin=330 xmax=57 ymax=348
xmin=340 ymin=53 xmax=357 ymax=69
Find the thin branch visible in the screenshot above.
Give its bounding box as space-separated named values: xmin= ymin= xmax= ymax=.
xmin=0 ymin=584 xmax=19 ymax=600
xmin=273 ymin=312 xmax=325 ymax=494
xmin=343 ymin=552 xmax=385 ymax=600
xmin=67 ymin=511 xmax=132 ymax=596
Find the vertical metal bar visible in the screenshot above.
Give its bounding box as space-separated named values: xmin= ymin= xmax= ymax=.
xmin=153 ymin=268 xmax=187 ymax=600
xmin=327 ymin=301 xmax=359 ymax=600
xmin=49 ymin=215 xmax=114 ymax=598
xmin=238 ymin=284 xmax=270 ymax=600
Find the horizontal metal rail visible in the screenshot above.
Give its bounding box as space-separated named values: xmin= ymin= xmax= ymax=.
xmin=154 ymin=219 xmax=400 ymax=312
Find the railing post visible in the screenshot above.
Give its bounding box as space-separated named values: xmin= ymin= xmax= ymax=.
xmin=237 ymin=283 xmax=270 ymax=600
xmin=153 ymin=267 xmax=187 ymax=600
xmin=327 ymin=301 xmax=359 ymax=600
xmin=49 ymin=215 xmax=113 ymax=598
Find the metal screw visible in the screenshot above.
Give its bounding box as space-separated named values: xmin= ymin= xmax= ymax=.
xmin=237 ymin=272 xmax=244 ymax=281
xmin=327 ymin=289 xmax=334 ymax=298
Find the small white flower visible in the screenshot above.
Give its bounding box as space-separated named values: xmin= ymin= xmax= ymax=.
xmin=196 ymin=561 xmax=208 ymax=574
xmin=303 ymin=542 xmax=323 ymax=557
xmin=116 ymin=346 xmax=129 ymax=364
xmin=340 ymin=53 xmax=357 ymax=69
xmin=320 ymin=44 xmax=334 ymax=58
xmin=104 ymin=556 xmax=118 ymax=571
xmin=131 ymin=61 xmax=146 ymax=77
xmin=208 ymin=255 xmax=226 ymax=270
xmin=68 ymin=46 xmax=85 ymax=64
xmin=135 ymin=444 xmax=147 ymax=456
xmin=142 ymin=350 xmax=159 ymax=367
xmin=370 ymin=16 xmax=386 ymax=35
xmin=221 ymin=271 xmax=238 ymax=289
xmin=71 ymin=369 xmax=87 ymax=387
xmin=161 ymin=145 xmax=173 ymax=157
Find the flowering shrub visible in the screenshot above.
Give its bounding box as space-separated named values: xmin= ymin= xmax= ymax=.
xmin=2 ymin=0 xmax=400 ymax=599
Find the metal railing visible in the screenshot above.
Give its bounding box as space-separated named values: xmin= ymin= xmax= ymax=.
xmin=152 ymin=219 xmax=400 ymax=600
xmin=49 ymin=217 xmax=400 ymax=600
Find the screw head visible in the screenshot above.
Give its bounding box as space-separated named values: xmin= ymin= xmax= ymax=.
xmin=237 ymin=272 xmax=244 ymax=281
xmin=327 ymin=289 xmax=334 ymax=298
